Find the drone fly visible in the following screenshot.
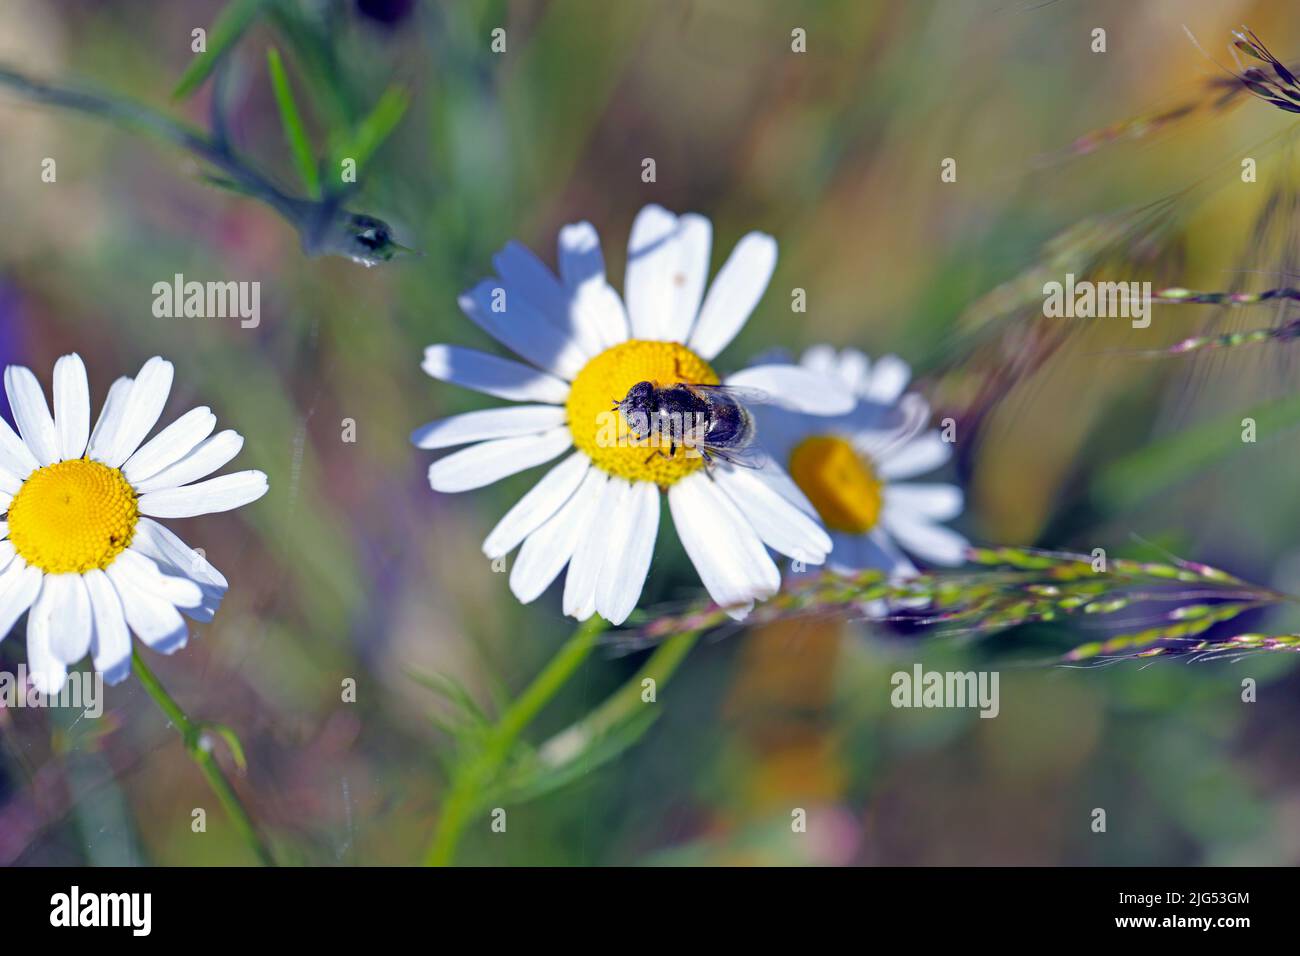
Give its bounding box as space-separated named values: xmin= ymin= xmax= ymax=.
xmin=614 ymin=380 xmax=770 ymax=468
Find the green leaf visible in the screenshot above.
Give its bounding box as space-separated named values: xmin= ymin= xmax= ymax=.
xmin=409 ymin=669 xmax=492 ymax=729
xmin=495 ymin=705 xmax=663 ymax=807
xmin=488 ymin=631 xmax=702 ymax=808
xmin=172 ymin=0 xmax=269 ymax=100
xmin=333 ymin=85 xmax=410 ymax=178
xmin=266 ymin=46 xmax=320 ymax=198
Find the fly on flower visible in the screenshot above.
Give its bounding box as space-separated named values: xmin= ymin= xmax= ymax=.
xmin=413 ymin=205 xmax=855 ymax=623
xmin=0 ymin=354 xmax=268 ymax=693
xmin=613 ymin=380 xmax=768 ymax=468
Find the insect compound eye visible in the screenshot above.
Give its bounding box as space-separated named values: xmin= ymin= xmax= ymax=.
xmin=627 ymin=381 xmax=654 ymax=402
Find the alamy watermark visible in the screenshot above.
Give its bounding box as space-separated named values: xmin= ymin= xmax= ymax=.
xmin=1043 ymin=273 xmax=1151 ymax=329
xmin=595 ymin=409 xmax=709 ymax=458
xmin=0 ymin=666 xmax=103 ymax=718
xmin=890 ymin=664 xmax=999 ymax=718
xmin=50 ymin=886 xmax=150 ymax=936
xmin=152 ymin=273 xmax=260 ymax=328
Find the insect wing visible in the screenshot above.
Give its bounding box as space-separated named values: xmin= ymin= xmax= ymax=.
xmin=680 ymin=383 xmax=774 ymax=406
xmin=698 ymin=440 xmax=767 ymax=470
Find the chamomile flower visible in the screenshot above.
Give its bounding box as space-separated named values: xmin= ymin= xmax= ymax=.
xmin=0 ymin=354 xmax=268 ymax=692
xmin=755 ymin=346 xmax=968 ymax=577
xmin=415 ymin=205 xmax=854 ymax=623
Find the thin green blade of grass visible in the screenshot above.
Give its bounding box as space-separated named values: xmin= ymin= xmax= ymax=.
xmin=172 ymin=0 xmax=269 ymax=100
xmin=332 ymin=85 xmax=410 ymax=178
xmin=266 ymin=46 xmax=320 ymax=199
xmin=1091 ymin=390 xmax=1300 ymax=515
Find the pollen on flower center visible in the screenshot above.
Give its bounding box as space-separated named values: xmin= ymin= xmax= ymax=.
xmin=7 ymin=459 xmax=139 ymax=574
xmin=788 ymin=434 xmax=883 ymax=534
xmin=566 ymin=339 xmax=719 ymax=487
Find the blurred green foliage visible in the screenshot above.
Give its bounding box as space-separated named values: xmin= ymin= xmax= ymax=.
xmin=0 ymin=0 xmax=1299 ymax=866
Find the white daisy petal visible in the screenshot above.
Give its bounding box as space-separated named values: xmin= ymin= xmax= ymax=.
xmin=411 ymin=405 xmax=566 ymax=450
xmin=688 ymin=231 xmax=777 ymax=360
xmin=428 ymin=428 xmax=571 ymax=493
xmin=84 ymin=568 xmax=132 ymax=685
xmin=573 ymin=280 xmax=631 ymax=350
xmin=493 ymin=241 xmax=602 ymax=358
xmin=0 ymin=561 xmax=41 ymax=643
xmin=884 ymin=483 xmax=964 ymax=522
xmin=422 ymin=345 xmax=570 ymax=404
xmin=103 ymin=357 xmax=174 ymax=467
xmin=563 ymin=474 xmax=623 ymax=620
xmin=835 ymin=349 xmax=871 ymax=395
xmin=595 ymin=479 xmax=659 ymax=625
xmin=726 ymin=364 xmax=854 ymax=415
xmin=111 ymin=548 xmax=203 ymax=608
xmin=800 ymin=344 xmax=838 ymax=375
xmin=876 ymin=432 xmax=951 ymax=480
xmin=45 ymin=573 xmax=93 ymax=665
xmin=5 ymin=364 xmax=59 ymax=466
xmin=493 ymin=241 xmax=572 ymax=326
xmin=853 ymin=419 xmax=927 ymax=461
xmin=130 ymin=430 xmax=244 ymax=495
xmin=558 ymin=221 xmax=605 ymax=289
xmin=53 ymin=353 xmax=91 ymax=461
xmin=634 ymin=212 xmax=711 ymax=344
xmin=106 ymin=562 xmax=188 ymax=654
xmin=828 ymin=529 xmax=917 ymax=578
xmin=0 ymin=541 xmax=12 ymax=570
xmin=123 ymin=406 xmax=217 ymax=484
xmin=129 ymin=518 xmax=227 ymax=622
xmin=881 ymin=513 xmax=969 ymax=566
xmin=483 ymin=451 xmax=590 ymax=560
xmin=668 ymin=472 xmax=779 ymax=619
xmin=863 ymin=354 xmax=912 ymax=404
xmin=559 ymin=222 xmax=630 ymax=348
xmin=869 ymin=529 xmax=919 ymax=578
xmin=509 ymin=467 xmax=606 ymax=603
xmin=458 ymin=280 xmax=588 ymax=379
xmin=744 ymin=450 xmax=821 ymax=523
xmin=25 ymin=580 xmax=67 ymax=694
xmin=131 ymin=519 xmax=227 ymax=590
xmin=0 ymin=415 xmax=37 ymax=488
xmin=624 ymin=204 xmax=679 ymax=340
xmin=138 ymin=470 xmax=268 ymax=518
xmin=86 ymin=376 xmax=133 ymax=462
xmin=713 ymin=464 xmax=830 ymax=564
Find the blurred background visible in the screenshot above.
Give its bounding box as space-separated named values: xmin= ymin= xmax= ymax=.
xmin=2 ymin=0 xmax=1300 ymax=865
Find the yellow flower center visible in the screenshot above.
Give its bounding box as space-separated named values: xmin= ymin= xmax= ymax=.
xmin=7 ymin=459 xmax=139 ymax=573
xmin=788 ymin=435 xmax=883 ymax=534
xmin=566 ymin=339 xmax=719 ymax=486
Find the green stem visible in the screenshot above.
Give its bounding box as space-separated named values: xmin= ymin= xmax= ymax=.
xmin=424 ymin=614 xmax=608 ymax=866
xmin=540 ymin=629 xmax=701 ymax=757
xmin=131 ymin=650 xmax=276 ymax=866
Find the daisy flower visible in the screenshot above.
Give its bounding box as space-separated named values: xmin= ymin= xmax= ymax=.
xmin=0 ymin=354 xmax=268 ymax=692
xmin=414 ymin=205 xmax=854 ymax=624
xmin=755 ymin=346 xmax=968 ymax=578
